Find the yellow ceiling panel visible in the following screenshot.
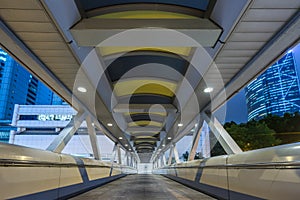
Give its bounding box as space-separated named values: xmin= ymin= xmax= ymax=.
xmin=135 ymin=140 xmax=156 ymax=144
xmin=124 ymin=112 xmax=167 ymax=117
xmin=128 ymin=120 xmax=162 ymax=127
xmin=93 ymin=10 xmax=198 ymax=19
xmin=99 ymin=46 xmax=191 ymax=57
xmin=130 ymin=131 xmax=160 ymax=134
xmin=114 ymin=79 xmax=177 ymax=97
xmin=135 ymin=136 xmax=156 ymax=139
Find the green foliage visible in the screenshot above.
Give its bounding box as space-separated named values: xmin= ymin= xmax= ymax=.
xmin=261 ymin=112 xmax=300 ymax=133
xmin=224 ymin=120 xmax=281 ymax=151
xmin=182 ymin=151 xmax=189 ymax=161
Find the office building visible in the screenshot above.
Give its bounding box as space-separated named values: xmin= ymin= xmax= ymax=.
xmin=0 ymin=48 xmax=64 ymax=142
xmin=245 ymin=50 xmax=300 ymax=121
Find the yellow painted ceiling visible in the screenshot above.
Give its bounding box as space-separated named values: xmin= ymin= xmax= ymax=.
xmin=93 ymin=10 xmax=198 ymax=19
xmin=124 ymin=112 xmax=167 ymax=117
xmin=135 ymin=140 xmax=156 ymax=144
xmin=135 ymin=136 xmax=157 ymax=140
xmin=130 ymin=131 xmax=159 ymax=134
xmin=99 ymin=46 xmax=191 ymax=57
xmin=128 ymin=120 xmax=162 ymax=127
xmin=114 ymin=79 xmax=177 ymax=97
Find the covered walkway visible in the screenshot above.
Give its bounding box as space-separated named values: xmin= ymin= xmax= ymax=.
xmin=71 ymin=175 xmax=214 ymax=200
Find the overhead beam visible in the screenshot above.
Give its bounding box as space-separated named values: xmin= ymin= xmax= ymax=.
xmin=113 ymin=104 xmax=177 ymax=113
xmin=126 ymin=127 xmax=163 ymax=132
xmin=71 ymin=18 xmax=222 ymax=47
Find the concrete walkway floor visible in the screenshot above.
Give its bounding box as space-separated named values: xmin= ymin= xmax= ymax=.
xmin=70 ymin=174 xmax=215 ymax=200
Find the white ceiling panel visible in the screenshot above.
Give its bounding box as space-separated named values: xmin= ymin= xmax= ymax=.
xmin=229 ymin=32 xmax=273 ymax=42
xmin=50 ymin=64 xmax=79 ymax=70
xmin=218 ymin=50 xmax=257 ymax=57
xmin=235 ymin=21 xmax=285 ymax=32
xmin=223 ymin=41 xmax=264 ymax=50
xmin=17 ymin=32 xmax=63 ymax=42
xmin=26 ymin=41 xmax=68 ymax=50
xmin=0 ymin=9 xmax=48 ymax=22
xmin=215 ymin=57 xmax=249 ymax=64
xmin=252 ymin=0 xmax=300 ymax=9
xmin=7 ymin=22 xmax=56 ymax=32
xmin=42 ymin=57 xmax=78 ymax=64
xmin=0 ymin=0 xmax=42 ymax=9
xmin=34 ymin=50 xmax=73 ymax=57
xmin=243 ymin=9 xmax=298 ymax=22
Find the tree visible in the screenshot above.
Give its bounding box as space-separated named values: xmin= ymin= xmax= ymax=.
xmin=181 ymin=151 xmax=203 ymax=161
xmin=182 ymin=151 xmax=189 ymax=161
xmin=225 ymin=121 xmax=281 ymax=151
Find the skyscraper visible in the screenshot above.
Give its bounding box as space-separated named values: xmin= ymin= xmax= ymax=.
xmin=0 ymin=48 xmax=64 ymax=142
xmin=245 ymin=51 xmax=300 ymax=121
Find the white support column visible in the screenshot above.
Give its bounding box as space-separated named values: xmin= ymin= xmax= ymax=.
xmin=130 ymin=153 xmax=133 ymax=167
xmin=9 ymin=104 xmax=20 ymax=144
xmin=173 ymin=144 xmax=180 ymax=164
xmin=126 ymin=151 xmax=130 ymax=166
xmin=188 ymin=120 xmax=204 ymax=161
xmin=47 ymin=111 xmax=86 ymax=153
xmin=117 ymin=145 xmax=122 ymax=165
xmin=201 ymin=112 xmax=242 ymax=154
xmin=202 ymin=121 xmax=211 ymax=158
xmin=163 ymin=155 xmax=167 ymax=166
xmin=86 ymin=116 xmax=101 ymax=160
xmin=168 ymin=146 xmax=174 ymax=165
xmin=111 ymin=143 xmax=118 ymax=163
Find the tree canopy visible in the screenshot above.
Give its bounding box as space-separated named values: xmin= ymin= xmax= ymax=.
xmin=224 ymin=120 xmax=281 ymax=151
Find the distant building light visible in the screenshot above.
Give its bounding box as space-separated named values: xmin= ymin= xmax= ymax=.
xmin=77 ymin=87 xmax=87 ymax=93
xmin=204 ymin=87 xmax=213 ymax=93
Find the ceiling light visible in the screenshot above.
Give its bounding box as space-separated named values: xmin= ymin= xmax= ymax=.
xmin=162 ymin=144 xmax=165 ymax=147
xmin=195 ymin=123 xmax=198 ymax=127
xmin=129 ymin=148 xmax=131 ymax=151
xmin=125 ymin=144 xmax=128 ymax=147
xmin=158 ymin=149 xmax=161 ymax=151
xmin=178 ymin=123 xmax=183 ymax=127
xmin=107 ymin=123 xmax=113 ymax=127
xmin=118 ymin=137 xmax=123 ymax=140
xmin=204 ymin=87 xmax=213 ymax=93
xmin=167 ymin=137 xmax=172 ymax=140
xmin=77 ymin=87 xmax=87 ymax=93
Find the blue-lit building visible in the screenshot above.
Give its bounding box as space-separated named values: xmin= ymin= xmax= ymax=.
xmin=245 ymin=51 xmax=300 ymax=121
xmin=0 ymin=48 xmax=64 ymax=142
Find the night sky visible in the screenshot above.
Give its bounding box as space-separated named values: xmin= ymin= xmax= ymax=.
xmin=218 ymin=43 xmax=300 ymax=124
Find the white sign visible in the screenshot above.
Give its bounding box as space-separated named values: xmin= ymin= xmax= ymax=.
xmin=38 ymin=114 xmax=73 ymax=121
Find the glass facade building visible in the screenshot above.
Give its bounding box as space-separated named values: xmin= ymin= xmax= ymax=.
xmin=245 ymin=51 xmax=300 ymax=121
xmin=0 ymin=48 xmax=64 ymax=142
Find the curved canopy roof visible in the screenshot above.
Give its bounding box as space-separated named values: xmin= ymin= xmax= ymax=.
xmin=1 ymin=0 xmax=299 ymax=162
